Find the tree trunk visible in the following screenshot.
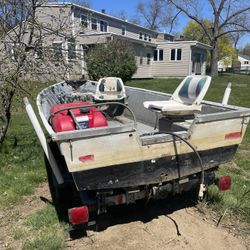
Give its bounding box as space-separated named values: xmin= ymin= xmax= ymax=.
xmin=0 ymin=90 xmax=15 ymax=145
xmin=210 ymin=40 xmax=219 ymax=77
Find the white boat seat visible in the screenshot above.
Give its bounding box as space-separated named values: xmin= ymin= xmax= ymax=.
xmin=94 ymin=77 xmax=126 ymax=101
xmin=143 ymin=75 xmax=211 ymax=116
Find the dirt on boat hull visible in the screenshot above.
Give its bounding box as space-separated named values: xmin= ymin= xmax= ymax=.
xmin=72 ymin=145 xmax=238 ymax=190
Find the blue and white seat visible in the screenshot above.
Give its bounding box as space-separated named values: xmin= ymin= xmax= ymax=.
xmin=143 ymin=75 xmax=211 ymax=116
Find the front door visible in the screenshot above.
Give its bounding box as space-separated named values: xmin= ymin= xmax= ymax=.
xmin=192 ymin=52 xmax=204 ymax=75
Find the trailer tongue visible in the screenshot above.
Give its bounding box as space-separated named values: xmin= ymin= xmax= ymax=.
xmin=24 ymin=76 xmax=250 ymax=232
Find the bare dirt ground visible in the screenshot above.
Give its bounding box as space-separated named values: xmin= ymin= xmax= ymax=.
xmin=0 ymin=183 xmax=249 ymax=250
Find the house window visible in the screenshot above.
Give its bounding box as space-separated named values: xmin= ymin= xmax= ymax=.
xmin=68 ymin=39 xmax=76 ymax=60
xmin=154 ymin=49 xmax=164 ymax=61
xmin=91 ymin=17 xmax=97 ymax=30
xmin=52 ymin=42 xmax=63 ymax=60
xmin=80 ymin=14 xmax=88 ymax=28
xmin=244 ymin=61 xmax=249 ymax=64
xmin=100 ymin=20 xmax=108 ymax=32
xmin=148 ymin=35 xmax=152 ymax=42
xmin=159 ymin=49 xmax=163 ymax=61
xmin=170 ymin=48 xmax=182 ymax=61
xmin=144 ymin=33 xmax=148 ymax=41
xmin=121 ymin=25 xmax=126 ymax=35
xmin=170 ymin=49 xmax=175 ymax=60
xmin=154 ymin=50 xmax=158 ymax=61
xmin=147 ymin=53 xmax=151 ymax=65
xmin=177 ymin=48 xmax=182 ymax=60
xmin=139 ymin=32 xmax=143 ymax=39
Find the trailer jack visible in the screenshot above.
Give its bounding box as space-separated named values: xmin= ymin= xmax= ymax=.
xmin=198 ymin=184 xmax=207 ymax=201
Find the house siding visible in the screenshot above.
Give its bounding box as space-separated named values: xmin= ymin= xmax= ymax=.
xmin=152 ymin=43 xmax=191 ymax=77
xmin=36 ymin=6 xmax=72 ymax=35
xmin=238 ymin=55 xmax=250 ymax=71
xmin=133 ymin=44 xmax=154 ymax=78
xmin=72 ymin=7 xmax=156 ymax=43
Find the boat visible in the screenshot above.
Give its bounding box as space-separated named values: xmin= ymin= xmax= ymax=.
xmin=24 ymin=75 xmax=250 ymax=228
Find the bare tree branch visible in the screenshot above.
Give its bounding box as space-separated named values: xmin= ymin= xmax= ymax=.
xmin=137 ymin=0 xmax=177 ymax=31
xmin=219 ymin=6 xmax=250 ymax=30
xmin=218 ymin=0 xmax=226 ymax=16
xmin=208 ymin=0 xmax=217 ymax=14
xmin=0 ymin=0 xmax=82 ymax=144
xmin=168 ymin=0 xmax=213 ymax=41
xmin=169 ymin=9 xmax=182 ymax=33
xmin=217 ymin=28 xmax=250 ymax=39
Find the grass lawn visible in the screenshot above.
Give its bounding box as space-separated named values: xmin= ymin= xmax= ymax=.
xmin=0 ymin=82 xmax=47 ymax=208
xmin=0 ymin=73 xmax=249 ymax=248
xmin=0 ymin=82 xmax=67 ymax=249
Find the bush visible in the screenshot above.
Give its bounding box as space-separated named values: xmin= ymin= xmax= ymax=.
xmin=85 ymin=39 xmax=137 ymax=82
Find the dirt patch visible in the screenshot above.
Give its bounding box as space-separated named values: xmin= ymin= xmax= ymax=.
xmin=0 ymin=183 xmax=249 ymax=250
xmin=67 ymin=206 xmax=248 ymax=250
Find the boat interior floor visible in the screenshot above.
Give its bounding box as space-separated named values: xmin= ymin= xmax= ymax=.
xmin=107 ymin=114 xmax=194 ymax=136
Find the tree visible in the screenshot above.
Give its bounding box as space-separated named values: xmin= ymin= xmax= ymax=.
xmin=240 ymin=43 xmax=250 ymax=56
xmin=137 ymin=0 xmax=176 ymax=31
xmin=0 ymin=1 xmax=77 ymax=144
xmin=168 ymin=0 xmax=250 ymax=76
xmin=85 ymin=40 xmax=137 ymax=82
xmin=230 ymin=32 xmax=241 ymax=49
xmin=116 ymin=10 xmax=127 ymax=21
xmin=73 ymin=0 xmax=91 ymax=7
xmin=183 ymin=20 xmax=237 ymax=68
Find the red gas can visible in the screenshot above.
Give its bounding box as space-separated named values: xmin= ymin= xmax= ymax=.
xmin=50 ymin=102 xmax=108 ymax=132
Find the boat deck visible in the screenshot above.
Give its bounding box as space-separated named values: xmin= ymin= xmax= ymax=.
xmin=108 ymin=116 xmax=157 ymax=135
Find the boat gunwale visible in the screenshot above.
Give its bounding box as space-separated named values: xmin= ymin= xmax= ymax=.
xmin=36 ymin=81 xmax=250 ymax=141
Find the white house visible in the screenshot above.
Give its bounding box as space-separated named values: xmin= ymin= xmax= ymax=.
xmin=218 ymin=56 xmax=233 ymax=72
xmin=238 ymin=54 xmax=250 ymax=71
xmin=218 ymin=54 xmax=250 ymax=73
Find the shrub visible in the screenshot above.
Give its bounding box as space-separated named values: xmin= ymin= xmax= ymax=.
xmin=85 ymin=39 xmax=137 ymax=82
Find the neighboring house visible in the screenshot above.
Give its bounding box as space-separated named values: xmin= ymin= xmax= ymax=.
xmin=218 ymin=54 xmax=250 ymax=73
xmin=238 ymin=54 xmax=250 ymax=72
xmin=218 ymin=56 xmax=233 ymax=72
xmin=4 ymin=3 xmax=211 ymax=79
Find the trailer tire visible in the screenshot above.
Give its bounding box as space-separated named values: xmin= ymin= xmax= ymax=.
xmin=44 ymin=142 xmax=73 ymax=207
xmin=44 ymin=154 xmax=65 ymax=205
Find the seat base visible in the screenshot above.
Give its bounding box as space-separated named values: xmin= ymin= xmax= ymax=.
xmin=143 ymin=100 xmax=201 ymax=116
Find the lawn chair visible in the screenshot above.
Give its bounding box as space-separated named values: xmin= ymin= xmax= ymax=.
xmin=143 ymin=75 xmax=211 ymax=116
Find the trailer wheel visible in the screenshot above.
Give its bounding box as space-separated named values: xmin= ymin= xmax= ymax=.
xmin=44 ymin=142 xmax=73 ymax=207
xmin=44 ymin=154 xmax=65 ymax=205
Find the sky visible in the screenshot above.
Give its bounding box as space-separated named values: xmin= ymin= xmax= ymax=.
xmin=88 ymin=0 xmax=250 ymax=48
xmin=90 ymin=0 xmax=189 ymax=33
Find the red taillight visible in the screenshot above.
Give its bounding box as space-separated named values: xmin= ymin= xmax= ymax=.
xmin=68 ymin=206 xmax=89 ymax=225
xmin=218 ymin=176 xmax=231 ymax=191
